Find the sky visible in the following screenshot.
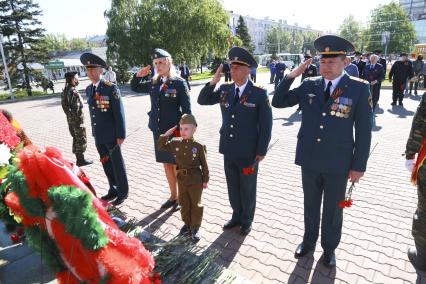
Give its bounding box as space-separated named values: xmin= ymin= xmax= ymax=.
xmin=36 ymin=0 xmax=393 ymax=39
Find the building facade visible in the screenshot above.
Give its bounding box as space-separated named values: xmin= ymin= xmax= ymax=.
xmin=400 ymin=0 xmax=426 ymax=43
xmin=228 ymin=11 xmax=322 ymax=54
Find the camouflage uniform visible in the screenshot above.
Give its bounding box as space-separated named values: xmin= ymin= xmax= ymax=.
xmin=405 ymin=94 xmax=426 ymax=270
xmin=61 ymin=85 xmax=87 ymax=155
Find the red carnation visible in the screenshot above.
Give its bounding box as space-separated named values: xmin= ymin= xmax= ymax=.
xmin=100 ymin=155 xmax=109 ymax=165
xmin=10 ymin=233 xmax=20 ymax=243
xmin=242 ymin=167 xmax=255 ymax=175
xmin=161 ymin=83 xmax=169 ymax=93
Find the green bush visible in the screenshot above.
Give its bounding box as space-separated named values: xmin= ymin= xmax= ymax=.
xmin=0 ymin=89 xmax=54 ymax=101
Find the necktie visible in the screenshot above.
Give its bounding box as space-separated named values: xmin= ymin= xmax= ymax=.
xmin=233 ymin=87 xmax=240 ymax=106
xmin=93 ymin=85 xmax=96 ymax=97
xmin=324 ymin=81 xmax=332 ymax=102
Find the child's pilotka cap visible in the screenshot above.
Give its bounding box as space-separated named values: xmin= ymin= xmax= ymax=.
xmin=180 ymin=114 xmax=197 ymax=126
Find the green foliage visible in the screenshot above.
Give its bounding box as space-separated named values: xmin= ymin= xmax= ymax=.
xmin=0 ymin=0 xmax=46 ymax=96
xmin=105 ymin=0 xmax=231 ymax=68
xmin=265 ymin=27 xmax=320 ymax=55
xmin=0 ymin=89 xmax=55 ymax=101
xmin=365 ymin=1 xmax=416 ymax=53
xmin=34 ymin=34 xmax=95 ymax=55
xmin=235 ymin=16 xmax=254 ymax=53
xmin=338 ymin=15 xmax=365 ymax=50
xmin=8 ymin=165 xmax=45 ymax=218
xmin=25 ymin=226 xmax=66 ymax=273
xmin=114 ymin=60 xmax=132 ymax=84
xmin=48 ymin=185 xmax=108 ymax=250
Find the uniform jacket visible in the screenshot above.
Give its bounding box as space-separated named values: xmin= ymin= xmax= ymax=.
xmin=180 ymin=65 xmax=190 ymax=78
xmin=352 ymin=60 xmax=366 ymax=78
xmin=198 ymin=80 xmax=273 ymax=163
xmin=158 ymin=135 xmax=209 ymax=185
xmin=62 ymin=86 xmax=84 ymax=125
xmin=344 ymin=63 xmax=359 ymax=78
xmin=406 ymin=94 xmax=426 ymax=159
xmin=389 ymin=60 xmax=414 ymax=83
xmin=272 ymin=74 xmax=372 ymax=174
xmin=130 ymin=75 xmax=191 ymax=135
xmin=363 ymin=63 xmax=385 ymax=83
xmin=86 ymin=79 xmax=126 ymax=145
xmin=275 ymin=62 xmax=287 ymax=78
xmin=379 ymin=58 xmax=387 ymax=75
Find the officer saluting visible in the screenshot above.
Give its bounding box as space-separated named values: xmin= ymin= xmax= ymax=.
xmin=80 ymin=53 xmax=129 ymax=206
xmin=272 ymin=35 xmax=372 ymax=267
xmin=198 ymin=47 xmax=273 ymax=235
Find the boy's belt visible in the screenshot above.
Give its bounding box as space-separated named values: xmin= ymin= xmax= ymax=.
xmin=177 ymin=168 xmax=200 ymax=176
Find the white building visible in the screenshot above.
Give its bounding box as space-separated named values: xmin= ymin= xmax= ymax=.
xmin=228 ymin=11 xmax=322 ymax=54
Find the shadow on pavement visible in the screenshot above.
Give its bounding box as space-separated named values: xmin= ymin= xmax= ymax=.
xmin=310 ymin=255 xmax=336 ymax=284
xmin=288 ymin=255 xmax=314 ymax=283
xmin=387 ymin=106 xmax=415 ymax=118
xmin=274 ymin=111 xmax=302 ymax=126
xmin=138 ymin=208 xmax=176 ymax=233
xmin=205 ymin=229 xmax=246 ymax=268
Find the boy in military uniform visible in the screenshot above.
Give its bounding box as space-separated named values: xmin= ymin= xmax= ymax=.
xmin=198 ymin=47 xmax=273 ymax=236
xmin=157 ymin=114 xmax=209 ymax=241
xmin=405 ymin=95 xmax=426 ymax=271
xmin=272 ymin=35 xmax=372 ymax=267
xmin=61 ymin=71 xmax=93 ymax=166
xmin=80 ymin=53 xmax=129 ymax=206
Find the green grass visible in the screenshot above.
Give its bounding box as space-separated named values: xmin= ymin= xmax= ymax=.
xmin=0 ymin=90 xmax=58 ymax=101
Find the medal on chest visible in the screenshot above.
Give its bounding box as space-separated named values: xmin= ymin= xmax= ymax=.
xmin=95 ymin=93 xmax=110 ymax=112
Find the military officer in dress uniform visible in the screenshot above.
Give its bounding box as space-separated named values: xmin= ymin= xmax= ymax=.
xmin=80 ymin=53 xmax=129 ymax=206
xmin=389 ymin=53 xmax=414 ymax=106
xmin=405 ymin=95 xmax=426 ymax=272
xmin=130 ymin=48 xmax=191 ymax=211
xmin=61 ymin=71 xmax=93 ymax=166
xmin=363 ymin=54 xmax=385 ymax=112
xmin=352 ymin=51 xmax=366 ymax=78
xmin=198 ymin=47 xmax=273 ymax=236
xmin=272 ymin=35 xmax=372 ymax=267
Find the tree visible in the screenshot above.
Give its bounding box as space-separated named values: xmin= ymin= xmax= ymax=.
xmin=105 ymin=0 xmax=231 ymax=70
xmin=338 ymin=15 xmax=365 ymax=50
xmin=265 ymin=27 xmax=290 ymax=54
xmin=34 ymin=34 xmax=93 ymax=55
xmin=0 ymin=0 xmax=46 ymax=96
xmin=235 ymin=15 xmax=254 ymax=53
xmin=265 ymin=27 xmax=320 ymax=55
xmin=365 ymin=2 xmax=416 ymax=54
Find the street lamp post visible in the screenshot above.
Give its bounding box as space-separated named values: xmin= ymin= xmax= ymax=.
xmin=0 ymin=34 xmax=14 ymax=100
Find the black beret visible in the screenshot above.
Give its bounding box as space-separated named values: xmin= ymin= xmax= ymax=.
xmin=80 ymin=53 xmax=107 ymax=68
xmin=153 ymin=48 xmax=171 ymax=59
xmin=64 ymin=71 xmax=78 ymax=78
xmin=314 ymin=35 xmax=355 ymax=58
xmin=228 ymin=47 xmax=258 ymax=68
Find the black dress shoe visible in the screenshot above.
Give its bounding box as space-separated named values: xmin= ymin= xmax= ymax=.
xmin=191 ymin=228 xmax=201 ymax=242
xmin=101 ymin=193 xmax=117 ymax=201
xmin=76 ymin=158 xmax=94 ymax=167
xmin=294 ymin=243 xmax=314 ymax=258
xmin=179 ymin=224 xmax=190 ymax=236
xmin=408 ymin=247 xmax=426 ymax=271
xmin=160 ymin=199 xmax=177 ymax=209
xmin=223 ymin=220 xmax=241 ymax=230
xmin=391 ymin=102 xmax=396 ymax=106
xmin=240 ymin=225 xmax=252 ymax=236
xmin=323 ymin=251 xmax=336 ymax=268
xmin=172 ymin=202 xmax=181 ymax=212
xmin=112 ymin=196 xmax=127 ymax=206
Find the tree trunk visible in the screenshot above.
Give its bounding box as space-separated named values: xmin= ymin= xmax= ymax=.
xmin=11 ymin=0 xmax=32 ymax=96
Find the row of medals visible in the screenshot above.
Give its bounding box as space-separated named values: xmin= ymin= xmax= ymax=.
xmin=330 ymin=103 xmax=351 ymax=118
xmin=96 ymin=96 xmax=110 ymax=112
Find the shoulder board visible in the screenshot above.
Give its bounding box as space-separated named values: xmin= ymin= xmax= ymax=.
xmin=305 ymin=76 xmax=321 ymax=81
xmin=349 ymin=76 xmax=369 ymax=84
xmin=253 ymin=83 xmax=266 ymax=90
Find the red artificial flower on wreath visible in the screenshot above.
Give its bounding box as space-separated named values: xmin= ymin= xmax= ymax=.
xmin=149 ymin=272 xmax=162 ymax=284
xmin=242 ymin=167 xmax=255 ymax=175
xmin=0 ymin=112 xmax=21 ymax=150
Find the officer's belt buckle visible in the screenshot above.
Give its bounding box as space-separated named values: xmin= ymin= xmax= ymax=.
xmin=179 ymin=169 xmax=188 ymax=176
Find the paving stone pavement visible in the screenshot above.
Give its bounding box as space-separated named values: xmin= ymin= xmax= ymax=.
xmin=1 ymin=72 xmax=426 ymax=284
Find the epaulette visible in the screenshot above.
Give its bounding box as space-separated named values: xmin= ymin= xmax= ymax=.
xmin=171 ymin=137 xmax=183 ymax=142
xmin=104 ymin=80 xmax=113 ymax=86
xmin=253 ymin=83 xmax=266 ymax=90
xmin=349 ymin=76 xmax=369 ymax=84
xmin=305 ymin=76 xmax=321 ymax=81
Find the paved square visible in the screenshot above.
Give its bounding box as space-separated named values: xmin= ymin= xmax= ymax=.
xmin=2 ymin=73 xmax=426 ymax=283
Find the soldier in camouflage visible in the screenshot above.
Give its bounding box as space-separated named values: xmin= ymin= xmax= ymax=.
xmin=61 ymin=71 xmax=93 ymax=167
xmin=405 ymin=94 xmax=426 ymax=271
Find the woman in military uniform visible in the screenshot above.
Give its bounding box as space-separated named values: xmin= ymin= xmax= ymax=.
xmin=131 ymin=48 xmax=191 ymax=210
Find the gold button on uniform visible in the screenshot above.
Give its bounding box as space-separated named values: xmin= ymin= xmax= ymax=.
xmin=230 ymin=125 xmax=234 ymax=128
xmin=322 ymin=112 xmax=326 ymax=116
xmin=320 ymin=125 xmax=324 ymax=129
xmin=231 ymin=115 xmax=235 ymax=118
xmin=230 ymin=134 xmax=233 ymax=137
xmin=317 ymin=138 xmax=321 ymax=142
